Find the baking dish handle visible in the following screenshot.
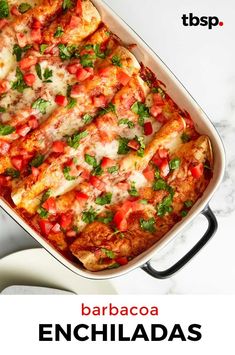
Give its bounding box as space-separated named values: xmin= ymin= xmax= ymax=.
xmin=141 ymin=205 xmax=217 ymax=279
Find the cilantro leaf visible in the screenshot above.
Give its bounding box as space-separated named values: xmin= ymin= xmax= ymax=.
xmin=97 ymin=211 xmax=114 ymax=224
xmin=184 ymin=200 xmax=193 ymax=208
xmin=0 ymin=124 xmax=15 ymax=136
xmin=58 ymin=44 xmax=76 ymax=60
xmin=63 ymin=166 xmax=76 ymax=181
xmin=0 ymin=107 xmax=6 ymax=113
xmin=169 ymin=157 xmax=181 ymax=170
xmin=35 ymin=63 xmax=42 ymax=80
xmin=82 ymin=113 xmax=93 ymax=124
xmin=111 ymin=55 xmax=122 ymax=67
xmin=93 ymin=43 xmax=107 ymax=59
xmin=101 ymin=248 xmax=115 ymax=259
xmin=11 ymin=67 xmax=28 ymax=93
xmin=80 ymin=53 xmax=96 ymax=68
xmin=135 ymin=136 xmax=145 ymax=157
xmin=118 ymin=137 xmax=130 ymax=155
xmin=107 ymin=165 xmax=119 ymax=174
xmin=54 ymin=26 xmax=64 ymax=38
xmin=118 ymin=118 xmax=134 ymax=129
xmin=4 ymin=168 xmax=20 ymax=178
xmin=181 ymin=132 xmax=191 ymax=143
xmin=95 ymin=192 xmax=112 ymax=206
xmin=13 ymin=44 xmax=31 ymax=61
xmin=82 ymin=207 xmax=97 ymax=224
xmin=62 ymin=0 xmax=74 ymax=10
xmin=99 ymin=103 xmax=116 ymax=116
xmin=30 ymin=154 xmax=44 ymax=168
xmin=131 ymin=101 xmax=149 ymax=126
xmin=85 ymin=154 xmax=97 ymax=167
xmin=40 ymin=44 xmax=48 ymax=54
xmin=157 ymin=195 xmax=173 ymax=217
xmin=67 ymin=130 xmax=88 ymax=149
xmin=140 ymin=217 xmax=156 ymax=233
xmin=0 ymin=0 xmax=9 ymax=18
xmin=152 ymin=86 xmax=165 ymax=98
xmin=43 ymin=68 xmax=53 ymax=83
xmin=18 ymin=3 xmax=32 ymax=13
xmin=32 ymin=98 xmax=50 ymax=114
xmin=128 ymin=181 xmax=139 ymax=197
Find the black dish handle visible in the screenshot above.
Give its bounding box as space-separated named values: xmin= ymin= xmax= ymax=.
xmin=141 ymin=206 xmax=218 ymax=279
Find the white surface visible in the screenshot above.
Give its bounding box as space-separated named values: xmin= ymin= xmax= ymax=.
xmin=0 ymin=0 xmax=234 ymax=293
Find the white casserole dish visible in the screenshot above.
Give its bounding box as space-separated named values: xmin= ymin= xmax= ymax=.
xmin=0 ymin=0 xmax=225 ymax=280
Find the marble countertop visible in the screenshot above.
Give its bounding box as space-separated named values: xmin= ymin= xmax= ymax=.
xmin=0 ymin=0 xmax=234 ymax=294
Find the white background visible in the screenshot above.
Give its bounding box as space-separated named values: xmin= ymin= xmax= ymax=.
xmin=0 ymin=0 xmax=235 ymax=294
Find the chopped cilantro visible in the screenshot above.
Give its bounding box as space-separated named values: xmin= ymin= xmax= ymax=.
xmin=30 ymin=154 xmax=44 ymax=168
xmin=67 ymin=130 xmax=88 ymax=149
xmin=152 ymin=178 xmax=168 ymax=191
xmin=11 ymin=67 xmax=28 ymax=93
xmin=62 ymin=0 xmax=74 ymax=10
xmin=41 ymin=190 xmax=51 ymax=204
xmin=63 ymin=166 xmax=76 ymax=181
xmin=152 ymin=86 xmax=165 ymax=98
xmin=128 ymin=181 xmax=139 ymax=197
xmin=181 ymin=132 xmax=191 ymax=143
xmin=157 ymin=195 xmax=173 ymax=217
xmin=54 ymin=26 xmax=64 ymax=38
xmin=4 ymin=168 xmax=20 ymax=178
xmin=18 ymin=3 xmax=32 ymax=13
xmin=85 ymin=154 xmax=97 ymax=167
xmin=82 ymin=113 xmax=93 ymax=124
xmin=131 ymin=101 xmax=150 ymax=126
xmin=108 ymin=263 xmax=120 ymax=269
xmin=95 ymin=192 xmax=112 ymax=206
xmin=40 ymin=44 xmax=48 ymax=54
xmin=67 ymin=97 xmax=77 ymax=109
xmin=169 ymin=157 xmax=181 ymax=170
xmin=13 ymin=44 xmax=31 ymax=61
xmin=184 ymin=200 xmax=193 ymax=208
xmin=135 ymin=136 xmax=145 ymax=157
xmin=32 ymin=98 xmax=50 ymax=114
xmin=107 ymin=165 xmax=119 ymax=174
xmin=181 ymin=210 xmax=188 ymax=217
xmin=140 ymin=217 xmax=156 ymax=233
xmin=111 ymin=55 xmax=122 ymax=67
xmin=0 ymin=0 xmax=9 ymax=18
xmin=118 ymin=118 xmax=134 ymax=129
xmin=43 ymin=68 xmax=53 ymax=83
xmin=58 ymin=44 xmax=76 ymax=60
xmin=82 ymin=207 xmax=97 ymax=224
xmin=140 ymin=199 xmax=148 ymax=205
xmin=118 ymin=136 xmax=130 ymax=155
xmin=99 ymin=103 xmax=116 ymax=116
xmin=35 ymin=63 xmax=42 ymax=80
xmin=0 ymin=107 xmax=6 ymax=113
xmin=97 ymin=211 xmax=114 ymax=224
xmin=101 ymin=248 xmax=115 ymax=259
xmin=80 ymin=53 xmax=95 ymax=68
xmin=0 ymin=124 xmax=15 ymax=136
xmin=37 ymin=207 xmax=49 ymax=219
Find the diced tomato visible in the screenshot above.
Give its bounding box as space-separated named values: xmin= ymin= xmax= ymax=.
xmin=0 ymin=140 xmax=10 ymax=155
xmin=98 ymin=67 xmax=111 ymax=77
xmin=0 ymin=176 xmax=8 ymax=186
xmin=70 ymin=84 xmax=82 ymax=98
xmin=51 ymin=223 xmax=61 ymax=233
xmin=16 ymin=33 xmax=27 ymax=48
xmin=89 ymin=175 xmax=105 ymax=191
xmin=153 ymin=93 xmax=165 ymax=106
xmin=116 ymin=182 xmax=130 ymax=191
xmin=31 ymin=166 xmax=40 ymax=178
xmin=100 ymin=157 xmax=116 ymax=169
xmin=92 ymin=95 xmax=106 ymax=108
xmin=32 ymin=19 xmax=41 ymax=30
xmin=150 ymin=105 xmax=162 ymax=118
xmin=143 ymin=165 xmax=155 ymax=182
xmin=28 ymin=115 xmax=38 ymax=129
xmin=75 ymin=191 xmax=89 ymax=204
xmin=116 ymin=256 xmax=128 ymax=266
xmin=11 ymin=156 xmax=25 ymax=171
xmin=128 ymin=139 xmax=139 ymax=151
xmin=152 ymin=154 xmax=162 ymax=167
xmin=67 ymin=62 xmax=81 ymax=74
xmin=190 ymin=163 xmax=204 ymax=179
xmin=67 ymin=15 xmax=81 ymax=29
xmin=0 ymin=80 xmax=9 ymax=94
xmin=144 ymin=121 xmax=153 ymax=136
xmin=117 ymin=70 xmax=131 ymax=86
xmin=76 ymin=67 xmax=93 ymax=81
xmin=80 ymin=168 xmax=90 ymax=180
xmin=113 ymin=210 xmax=128 ymax=232
xmin=16 ymin=124 xmax=31 ymax=137
xmin=11 ymin=5 xmax=21 ymax=16
xmin=0 ymin=19 xmax=8 ymax=30
xmin=160 ymin=159 xmax=170 ymax=177
xmin=158 ymin=148 xmax=169 ymax=159
xmin=60 ymin=212 xmax=73 ymax=230
xmin=66 ymin=230 xmax=77 ymax=237
xmin=19 ymin=56 xmax=38 ymax=70
xmin=23 ymin=73 xmax=36 ymax=86
xmin=55 ymin=95 xmax=68 ymax=107
xmin=155 ymin=113 xmax=167 ymax=124
xmin=42 ymin=197 xmax=57 ymax=214
xmin=76 ymin=0 xmax=82 ymax=16
xmin=39 ymin=220 xmax=53 ymax=235
xmin=31 ymin=28 xmax=42 ymax=43
xmin=52 ymin=140 xmax=66 ymax=153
